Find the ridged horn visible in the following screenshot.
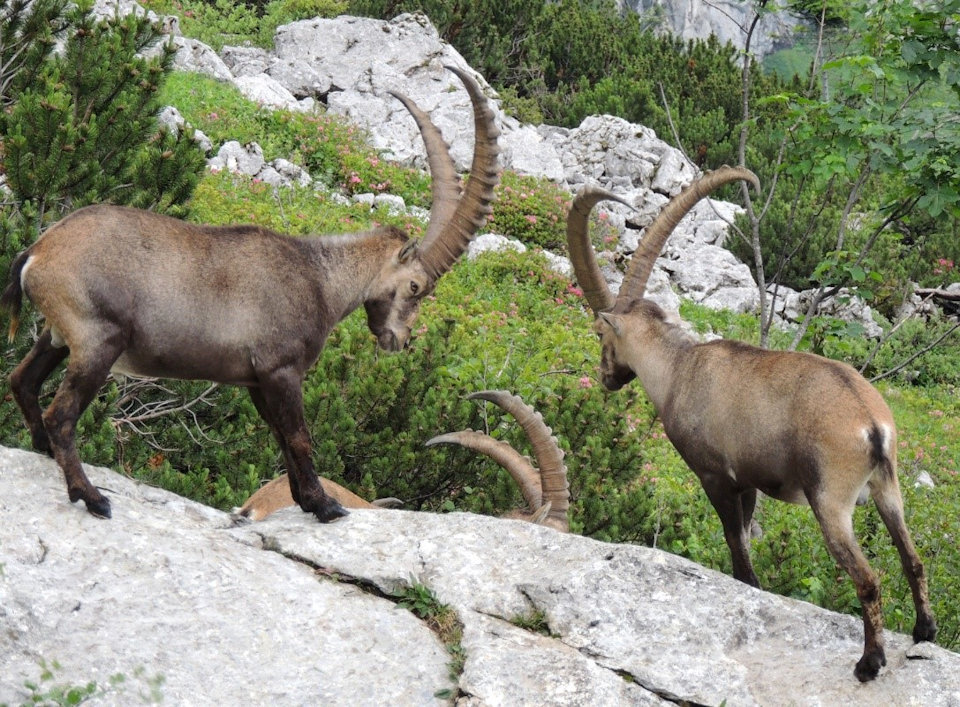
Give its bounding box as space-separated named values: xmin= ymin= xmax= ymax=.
xmin=426 ymin=430 xmax=543 ymax=513
xmin=468 ymin=390 xmax=569 ymax=531
xmin=566 ymin=186 xmax=634 ymax=314
xmin=420 ymin=66 xmax=500 ymax=278
xmin=394 ymin=65 xmax=500 ymax=282
xmin=387 ymin=90 xmax=461 ymax=250
xmin=616 ymin=165 xmax=760 ymax=307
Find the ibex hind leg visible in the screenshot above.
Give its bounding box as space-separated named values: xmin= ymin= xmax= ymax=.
xmin=808 ymin=494 xmax=886 ymax=682
xmin=41 ymin=337 xmax=124 ymax=518
xmin=9 ymin=328 xmax=69 ymax=456
xmin=871 ymin=480 xmax=937 ymax=644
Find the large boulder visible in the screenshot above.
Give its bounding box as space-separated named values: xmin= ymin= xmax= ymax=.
xmin=2 ymin=447 xmax=958 ymax=705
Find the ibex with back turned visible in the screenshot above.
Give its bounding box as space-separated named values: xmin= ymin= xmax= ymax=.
xmin=1 ymin=65 xmax=499 ymax=523
xmin=568 ymin=166 xmax=936 ymax=682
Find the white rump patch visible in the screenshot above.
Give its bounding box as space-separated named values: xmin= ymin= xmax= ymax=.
xmin=862 ymin=423 xmax=893 ymax=455
xmin=19 ymin=254 xmax=35 ymax=291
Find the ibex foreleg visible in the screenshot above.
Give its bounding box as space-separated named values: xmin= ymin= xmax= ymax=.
xmin=249 ymin=371 xmax=347 ymax=523
xmin=38 ymin=330 xmax=124 ymax=518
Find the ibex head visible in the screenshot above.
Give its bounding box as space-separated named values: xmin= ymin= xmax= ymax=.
xmin=566 ymin=166 xmax=760 ymax=389
xmin=364 ymin=65 xmax=500 ymax=352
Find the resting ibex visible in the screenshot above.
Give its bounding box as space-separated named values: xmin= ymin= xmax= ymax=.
xmin=236 ymin=390 xmax=570 ymax=532
xmin=568 ymin=166 xmax=936 ymax=682
xmin=1 ymin=65 xmax=499 ymax=523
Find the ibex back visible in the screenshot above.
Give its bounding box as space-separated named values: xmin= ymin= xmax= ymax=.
xmin=1 ymin=65 xmax=499 ymax=522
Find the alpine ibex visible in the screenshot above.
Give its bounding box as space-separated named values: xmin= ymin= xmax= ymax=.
xmin=1 ymin=65 xmax=499 ymax=523
xmin=236 ymin=390 xmax=570 ymax=532
xmin=567 ymin=166 xmax=936 ymax=682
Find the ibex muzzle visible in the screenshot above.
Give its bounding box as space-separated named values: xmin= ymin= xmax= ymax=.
xmin=1 ymin=65 xmax=500 ymax=523
xmin=568 ymin=166 xmax=936 ymax=682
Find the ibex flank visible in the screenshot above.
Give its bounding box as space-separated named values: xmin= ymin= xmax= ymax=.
xmin=1 ymin=65 xmax=499 ymax=523
xmin=567 ymin=166 xmax=936 ymax=682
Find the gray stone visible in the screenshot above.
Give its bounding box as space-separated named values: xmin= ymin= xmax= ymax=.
xmin=373 ymin=193 xmax=406 ymax=214
xmin=0 ymin=448 xmax=451 ymax=705
xmin=192 ymin=128 xmax=213 ymax=155
xmin=500 ymin=123 xmax=566 ymax=182
xmin=219 ymin=45 xmax=271 ymax=77
xmin=156 ymin=105 xmax=185 ymax=134
xmin=661 ymin=244 xmax=757 ymax=304
xmin=1 ymin=447 xmax=959 ymax=705
xmin=466 ymin=233 xmax=526 ymax=259
xmin=915 ymin=471 xmax=936 ymax=490
xmin=270 ymin=158 xmax=312 ymax=188
xmin=267 ymin=58 xmax=331 ymax=99
xmin=618 ymin=0 xmax=809 ymax=59
xmin=208 ymin=140 xmax=265 ymax=177
xmin=170 ymin=36 xmax=233 ymax=82
xmin=233 ymin=74 xmax=305 ymax=112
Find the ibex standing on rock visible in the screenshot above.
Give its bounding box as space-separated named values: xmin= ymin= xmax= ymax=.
xmin=1 ymin=65 xmax=499 ymax=523
xmin=567 ymin=166 xmax=936 ymax=682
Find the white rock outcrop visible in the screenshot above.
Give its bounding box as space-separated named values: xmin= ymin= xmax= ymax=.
xmin=2 ymin=447 xmax=958 ymax=705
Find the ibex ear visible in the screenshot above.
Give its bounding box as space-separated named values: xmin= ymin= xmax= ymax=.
xmin=397 ymin=240 xmax=418 ymax=264
xmin=598 ymin=311 xmax=623 ymax=337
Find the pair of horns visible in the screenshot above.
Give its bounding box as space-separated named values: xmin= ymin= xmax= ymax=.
xmin=391 ymin=65 xmax=501 ymax=281
xmin=426 ymin=390 xmax=569 ymax=532
xmin=567 ymin=165 xmax=760 ymax=314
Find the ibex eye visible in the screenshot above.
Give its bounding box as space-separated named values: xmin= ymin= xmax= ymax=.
xmin=410 ymin=281 xmax=420 ymax=295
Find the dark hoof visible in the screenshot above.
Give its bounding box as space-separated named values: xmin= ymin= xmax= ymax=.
xmin=85 ymin=495 xmax=112 ymax=519
xmin=30 ymin=430 xmax=54 ymax=457
xmin=309 ymin=498 xmax=349 ymax=523
xmin=854 ymin=650 xmax=886 ymax=682
xmin=913 ymin=615 xmax=937 ymax=643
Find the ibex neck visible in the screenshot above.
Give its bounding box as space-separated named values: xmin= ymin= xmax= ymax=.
xmin=306 ymin=228 xmax=405 ymax=322
xmin=626 ymin=321 xmax=693 ymax=413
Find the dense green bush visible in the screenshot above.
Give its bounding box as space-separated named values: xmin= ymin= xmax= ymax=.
xmin=0 ymin=0 xmax=205 ymax=260
xmin=487 ymin=171 xmax=569 ymax=250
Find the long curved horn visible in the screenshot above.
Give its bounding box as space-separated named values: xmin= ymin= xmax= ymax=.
xmin=468 ymin=390 xmax=569 ymax=532
xmin=566 ymin=186 xmax=633 ymax=314
xmin=426 ymin=430 xmax=544 ymax=512
xmin=616 ymin=165 xmax=759 ymax=307
xmin=409 ymin=65 xmax=500 ymax=281
xmin=388 ymin=90 xmax=462 ymax=247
